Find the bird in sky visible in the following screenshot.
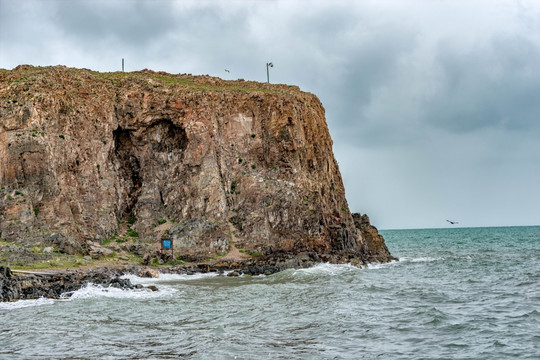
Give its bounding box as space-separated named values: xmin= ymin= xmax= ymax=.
xmin=446 ymin=220 xmax=459 ymax=225
xmin=225 ymin=69 xmax=230 ymax=73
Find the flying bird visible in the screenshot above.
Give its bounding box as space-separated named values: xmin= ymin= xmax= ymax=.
xmin=446 ymin=220 xmax=459 ymax=225
xmin=225 ymin=69 xmax=230 ymax=73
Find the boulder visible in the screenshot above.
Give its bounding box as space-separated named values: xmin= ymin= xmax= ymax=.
xmin=138 ymin=268 xmax=159 ymax=278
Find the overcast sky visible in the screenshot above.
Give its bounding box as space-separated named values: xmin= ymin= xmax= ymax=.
xmin=1 ymin=0 xmax=539 ymax=229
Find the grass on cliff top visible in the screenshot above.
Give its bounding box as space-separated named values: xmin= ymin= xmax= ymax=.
xmin=93 ymin=70 xmax=289 ymax=94
xmin=3 ymin=65 xmax=301 ymax=95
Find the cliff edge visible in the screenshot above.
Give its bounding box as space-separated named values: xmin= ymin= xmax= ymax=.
xmin=0 ymin=65 xmax=393 ymax=268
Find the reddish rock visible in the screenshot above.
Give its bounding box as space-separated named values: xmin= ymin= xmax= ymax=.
xmin=353 ymin=213 xmax=395 ymax=262
xmin=0 ymin=65 xmax=393 ymax=264
xmin=138 ymin=268 xmax=159 ymax=278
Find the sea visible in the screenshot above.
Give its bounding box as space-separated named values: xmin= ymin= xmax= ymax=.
xmin=1 ymin=226 xmax=538 ymax=359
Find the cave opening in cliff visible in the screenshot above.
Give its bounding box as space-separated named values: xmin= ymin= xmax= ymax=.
xmin=111 ymin=120 xmax=187 ymax=218
xmin=148 ymin=120 xmax=188 ymax=155
xmin=112 ymin=126 xmax=142 ymax=216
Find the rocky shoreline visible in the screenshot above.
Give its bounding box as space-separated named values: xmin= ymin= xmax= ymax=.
xmin=0 ymin=266 xmax=135 ymax=302
xmin=1 ymin=250 xmax=395 ymax=302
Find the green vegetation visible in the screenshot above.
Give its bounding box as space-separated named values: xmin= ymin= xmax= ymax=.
xmin=88 ymin=69 xmax=288 ymax=94
xmin=7 ymin=249 xmax=142 ymax=270
xmin=230 ymin=180 xmax=238 ymax=194
xmin=248 ymin=250 xmax=262 ymax=257
xmin=14 ymin=190 xmax=23 ymax=196
xmin=126 ymin=228 xmax=139 ymax=238
xmin=163 ymin=259 xmax=182 ymax=266
xmin=237 ymin=248 xmax=262 ymax=257
xmin=127 ymin=214 xmax=135 ymax=225
xmin=157 ymin=219 xmax=167 ymax=225
xmin=11 ymin=257 xmax=84 ymax=270
xmin=59 ymin=134 xmax=65 ymax=139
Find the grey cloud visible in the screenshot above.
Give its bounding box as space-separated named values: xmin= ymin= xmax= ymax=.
xmin=320 ymin=29 xmax=540 ymax=150
xmin=324 ymin=30 xmax=419 ymax=145
xmin=51 ymin=0 xmax=179 ymax=47
xmin=1 ymin=0 xmax=539 ymax=229
xmin=426 ymin=34 xmax=540 ymax=133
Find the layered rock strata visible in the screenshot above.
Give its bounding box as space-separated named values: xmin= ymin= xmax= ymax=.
xmin=0 ymin=65 xmax=392 ymax=266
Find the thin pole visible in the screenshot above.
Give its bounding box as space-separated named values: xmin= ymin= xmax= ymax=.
xmin=266 ymin=62 xmax=273 ymax=83
xmin=122 ymin=58 xmax=124 ymax=72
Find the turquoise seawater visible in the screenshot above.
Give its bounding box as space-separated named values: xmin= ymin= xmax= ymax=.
xmin=1 ymin=226 xmax=538 ymax=359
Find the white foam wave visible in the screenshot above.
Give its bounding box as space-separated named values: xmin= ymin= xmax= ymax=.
xmin=121 ymin=272 xmax=221 ymax=285
xmin=366 ymin=260 xmax=400 ymax=270
xmin=401 ymin=256 xmax=444 ymax=263
xmin=366 ymin=257 xmax=443 ymax=270
xmin=0 ymin=297 xmax=55 ymax=311
xmin=292 ymin=262 xmax=361 ymax=276
xmin=61 ymin=283 xmax=178 ymax=300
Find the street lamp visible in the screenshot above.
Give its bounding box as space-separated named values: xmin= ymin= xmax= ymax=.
xmin=266 ymin=62 xmax=273 ymax=83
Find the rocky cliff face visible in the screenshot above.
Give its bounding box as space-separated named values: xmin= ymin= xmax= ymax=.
xmin=0 ymin=65 xmax=392 ymax=265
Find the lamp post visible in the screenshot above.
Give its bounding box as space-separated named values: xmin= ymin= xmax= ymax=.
xmin=266 ymin=62 xmax=273 ymax=83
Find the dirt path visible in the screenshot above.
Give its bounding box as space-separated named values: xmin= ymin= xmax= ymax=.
xmin=220 ymin=223 xmax=251 ymax=262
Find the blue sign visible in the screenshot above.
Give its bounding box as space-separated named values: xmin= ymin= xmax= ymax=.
xmin=162 ymin=239 xmax=172 ymax=249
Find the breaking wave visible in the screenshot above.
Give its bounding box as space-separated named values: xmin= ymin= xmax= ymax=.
xmin=0 ymin=297 xmax=55 ymax=311
xmin=365 ymin=256 xmax=446 ymax=270
xmin=62 ymin=283 xmax=178 ymax=300
xmin=366 ymin=259 xmax=401 ymax=270
xmin=0 ymin=282 xmax=178 ymax=311
xmin=121 ymin=272 xmax=221 ymax=285
xmin=292 ymin=262 xmax=360 ymax=275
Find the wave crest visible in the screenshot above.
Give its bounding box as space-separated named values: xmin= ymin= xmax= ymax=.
xmin=0 ymin=297 xmax=55 ymax=311
xmin=62 ymin=283 xmax=178 ymax=300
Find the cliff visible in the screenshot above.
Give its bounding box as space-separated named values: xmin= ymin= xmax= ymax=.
xmin=0 ymin=65 xmax=393 ymax=267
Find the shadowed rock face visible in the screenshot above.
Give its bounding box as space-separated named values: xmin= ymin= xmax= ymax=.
xmin=0 ymin=65 xmax=393 ymax=263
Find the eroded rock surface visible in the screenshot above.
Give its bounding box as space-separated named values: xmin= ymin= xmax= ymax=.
xmin=0 ymin=65 xmax=393 ymax=265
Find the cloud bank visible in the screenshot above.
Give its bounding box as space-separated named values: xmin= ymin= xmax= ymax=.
xmin=1 ymin=0 xmax=539 ymax=228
